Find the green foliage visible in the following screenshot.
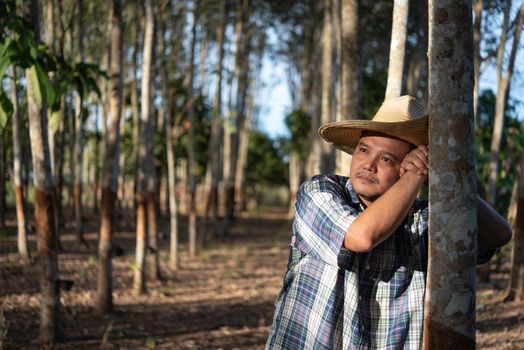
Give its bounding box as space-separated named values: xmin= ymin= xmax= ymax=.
xmin=0 ymin=2 xmax=106 ymax=129
xmin=246 ymin=130 xmax=288 ymax=187
xmin=284 ymin=109 xmax=311 ymax=161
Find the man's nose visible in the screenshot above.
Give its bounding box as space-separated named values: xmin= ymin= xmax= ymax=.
xmin=362 ymin=156 xmax=378 ymax=172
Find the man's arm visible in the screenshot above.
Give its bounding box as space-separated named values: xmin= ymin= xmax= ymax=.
xmin=343 ymin=146 xmax=428 ymax=252
xmin=477 ymin=197 xmax=512 ymax=250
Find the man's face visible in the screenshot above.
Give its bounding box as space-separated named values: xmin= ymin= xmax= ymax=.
xmin=349 ymin=132 xmax=412 ymax=206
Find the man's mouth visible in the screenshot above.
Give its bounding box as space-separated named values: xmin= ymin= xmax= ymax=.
xmin=355 ymin=173 xmax=378 ymax=184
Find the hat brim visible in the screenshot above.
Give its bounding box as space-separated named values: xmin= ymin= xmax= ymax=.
xmin=318 ymin=115 xmax=428 ymax=154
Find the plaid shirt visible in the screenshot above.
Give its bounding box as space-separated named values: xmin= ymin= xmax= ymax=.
xmin=266 ymin=175 xmax=429 ymax=349
xmin=267 ymin=175 xmax=494 ymax=349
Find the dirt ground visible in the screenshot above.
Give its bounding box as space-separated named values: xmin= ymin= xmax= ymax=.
xmin=1 ymin=208 xmax=523 ymax=349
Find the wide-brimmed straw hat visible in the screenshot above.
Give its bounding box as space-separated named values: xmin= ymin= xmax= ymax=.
xmin=318 ymin=95 xmax=428 ymax=154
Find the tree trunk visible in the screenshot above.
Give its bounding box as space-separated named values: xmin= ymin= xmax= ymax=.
xmin=486 ymin=0 xmax=523 ymax=207
xmin=187 ymin=4 xmax=199 ymax=258
xmin=203 ymin=0 xmax=226 ymax=243
xmin=504 ymin=155 xmax=524 ymax=302
xmin=385 ymin=0 xmax=409 ymax=99
xmin=224 ymin=0 xmax=251 ymax=224
xmin=473 ymin=0 xmax=483 ymax=125
xmin=130 ymin=1 xmax=141 ymax=214
xmin=405 ymin=2 xmax=428 ymax=104
xmin=134 ymin=0 xmax=155 ymax=295
xmin=482 ymin=1 xmax=523 ymax=284
xmin=25 ymin=1 xmax=62 ymax=342
xmin=157 ymin=9 xmax=180 ymax=270
xmin=97 ymin=0 xmax=123 ymax=315
xmin=424 ymin=1 xmax=476 ymax=348
xmin=336 ymin=0 xmax=361 ymax=175
xmin=10 ymin=67 xmax=31 ymax=263
xmin=320 ymin=0 xmax=334 ymax=174
xmin=73 ymin=0 xmax=86 ymax=246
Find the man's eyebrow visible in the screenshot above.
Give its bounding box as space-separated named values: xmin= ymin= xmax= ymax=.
xmin=383 ymin=151 xmax=400 ymax=162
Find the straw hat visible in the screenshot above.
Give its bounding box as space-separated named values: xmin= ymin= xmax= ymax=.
xmin=318 ymin=95 xmax=428 ymax=154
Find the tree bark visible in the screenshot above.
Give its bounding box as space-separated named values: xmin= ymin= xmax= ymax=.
xmin=97 ymin=0 xmax=123 ymax=315
xmin=73 ymin=0 xmax=86 ymax=246
xmin=482 ymin=1 xmax=523 ymax=284
xmin=486 ymin=0 xmax=523 ymax=207
xmin=505 ymin=155 xmax=524 ymax=302
xmin=385 ymin=0 xmax=409 ymax=99
xmin=336 ymin=0 xmax=361 ymax=175
xmin=424 ymin=1 xmax=476 ymax=348
xmin=25 ymin=0 xmax=62 ymax=342
xmin=203 ymin=0 xmax=227 ymax=243
xmin=320 ymin=0 xmax=334 ymax=174
xmin=473 ymin=0 xmax=483 ymax=125
xmin=10 ymin=67 xmax=31 ymax=263
xmin=187 ymin=3 xmax=199 ymax=258
xmin=134 ymin=0 xmax=155 ymax=295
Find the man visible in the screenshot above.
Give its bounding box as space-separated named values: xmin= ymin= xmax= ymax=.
xmin=266 ymin=96 xmax=512 ymax=349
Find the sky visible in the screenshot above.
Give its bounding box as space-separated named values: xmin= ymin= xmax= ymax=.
xmin=255 ymin=22 xmax=524 ymax=141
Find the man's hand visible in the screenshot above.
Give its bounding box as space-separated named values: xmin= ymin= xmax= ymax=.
xmin=399 ymin=145 xmax=429 ymax=178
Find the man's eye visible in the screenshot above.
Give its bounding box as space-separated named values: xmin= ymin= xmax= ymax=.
xmin=359 ymin=147 xmax=367 ymax=153
xmin=382 ymin=157 xmax=391 ymax=163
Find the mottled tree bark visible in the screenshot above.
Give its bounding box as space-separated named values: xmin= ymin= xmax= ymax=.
xmin=97 ymin=0 xmax=123 ymax=315
xmin=424 ymin=1 xmax=476 ymax=348
xmin=385 ymin=0 xmax=409 ymax=99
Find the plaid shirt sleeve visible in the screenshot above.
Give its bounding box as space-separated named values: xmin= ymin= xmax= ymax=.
xmin=293 ymin=175 xmax=360 ymax=266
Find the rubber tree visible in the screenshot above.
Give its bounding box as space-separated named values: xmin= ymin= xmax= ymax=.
xmin=320 ymin=0 xmax=334 ymax=174
xmin=335 ymin=0 xmax=361 ymax=175
xmin=504 ymin=152 xmax=524 ymax=302
xmin=423 ymin=0 xmax=477 ymax=348
xmin=24 ymin=0 xmax=62 ymax=342
xmin=134 ymin=0 xmax=155 ymax=295
xmin=203 ymin=0 xmax=227 ymax=242
xmin=10 ymin=67 xmax=31 ymax=263
xmin=97 ymin=0 xmax=123 ymax=315
xmin=385 ymin=0 xmax=409 ymax=99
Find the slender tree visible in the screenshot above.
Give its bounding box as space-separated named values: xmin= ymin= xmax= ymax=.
xmin=320 ymin=0 xmax=334 ymax=174
xmin=486 ymin=0 xmax=524 ymax=206
xmin=73 ymin=0 xmax=87 ymax=246
xmin=10 ymin=67 xmax=31 ymax=263
xmin=158 ymin=10 xmax=180 ymax=270
xmin=385 ymin=0 xmax=409 ymax=99
xmin=24 ymin=0 xmax=62 ymax=342
xmin=134 ymin=0 xmax=155 ymax=295
xmin=203 ymin=0 xmax=227 ymax=242
xmin=473 ymin=0 xmax=483 ymax=123
xmin=187 ymin=1 xmax=199 ymax=258
xmin=504 ymin=153 xmax=524 ymax=302
xmin=423 ymin=0 xmax=476 ymax=348
xmin=336 ymin=0 xmax=361 ymax=175
xmin=97 ymin=0 xmax=123 ymax=315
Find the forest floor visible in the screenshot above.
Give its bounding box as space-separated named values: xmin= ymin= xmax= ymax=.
xmin=0 ymin=207 xmax=523 ymax=349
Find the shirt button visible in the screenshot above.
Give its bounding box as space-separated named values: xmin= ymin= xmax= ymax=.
xmin=365 ymin=264 xmax=370 ymax=270
xmin=359 ymin=296 xmax=362 ymax=301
